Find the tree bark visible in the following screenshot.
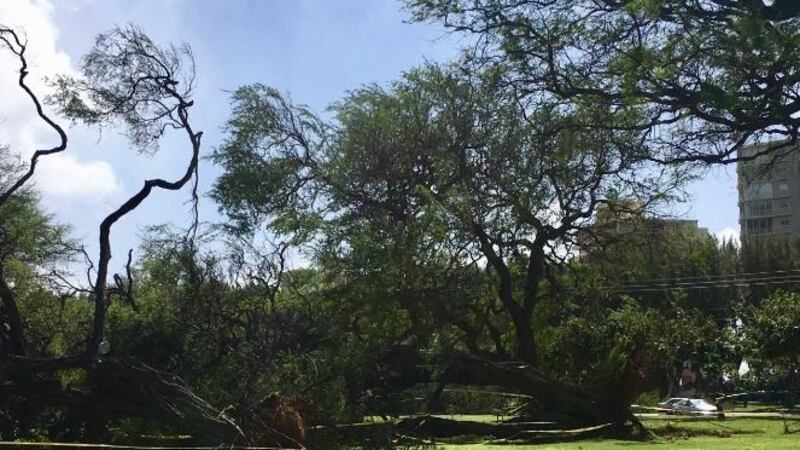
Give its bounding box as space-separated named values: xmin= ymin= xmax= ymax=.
xmin=472 ymin=222 xmax=538 ymax=364
xmin=0 ymin=274 xmax=26 ymax=356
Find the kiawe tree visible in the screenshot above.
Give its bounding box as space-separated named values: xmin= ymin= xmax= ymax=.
xmin=212 ymin=65 xmax=686 ymax=432
xmin=0 ymin=25 xmax=245 ymax=443
xmin=50 ymin=25 xmax=203 ymax=363
xmin=0 ymin=25 xmax=70 ymax=362
xmin=408 ymin=0 xmax=800 ymax=164
xmin=408 ymin=0 xmax=800 ymax=392
xmin=1 ymin=24 xmax=201 ymax=369
xmin=745 ymin=290 xmax=800 ymax=388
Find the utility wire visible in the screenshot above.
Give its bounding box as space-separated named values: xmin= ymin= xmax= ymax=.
xmin=617 ymin=269 xmax=800 ymax=284
xmin=609 ymin=279 xmax=800 ymax=293
xmin=618 ymin=274 xmax=800 ymax=290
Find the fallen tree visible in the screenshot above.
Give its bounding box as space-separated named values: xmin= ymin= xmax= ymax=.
xmin=1 ymin=358 xmax=242 ymax=443
xmin=310 ymin=415 xmax=626 ymax=448
xmin=446 ymin=353 xmax=646 ymax=435
xmin=353 ymin=350 xmax=646 ymax=437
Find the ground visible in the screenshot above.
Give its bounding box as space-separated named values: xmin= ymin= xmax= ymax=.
xmin=432 ymin=415 xmax=800 ymax=449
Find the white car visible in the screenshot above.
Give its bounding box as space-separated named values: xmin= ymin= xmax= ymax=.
xmin=657 ymin=397 xmax=718 ymax=413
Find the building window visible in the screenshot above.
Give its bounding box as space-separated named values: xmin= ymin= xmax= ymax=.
xmin=746 ymin=217 xmax=773 ymax=234
xmin=748 ymin=199 xmax=773 ymax=215
xmin=779 ymin=200 xmax=790 ymax=208
xmin=779 ymin=183 xmax=790 ymax=191
xmin=781 ymin=219 xmax=791 ymax=226
xmin=745 ymin=182 xmax=773 ymax=200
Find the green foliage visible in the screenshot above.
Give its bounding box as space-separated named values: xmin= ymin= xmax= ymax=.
xmin=0 ymin=154 xmax=72 ymax=271
xmin=0 ymin=147 xmax=81 ymax=357
xmin=211 ymin=84 xmax=326 ymax=236
xmin=211 ymin=62 xmax=687 ymax=371
xmin=48 ymin=24 xmax=196 ymax=153
xmin=407 ymin=0 xmax=800 ymax=163
xmin=744 ymin=290 xmax=800 ymax=384
xmin=14 ymin=7 xmax=800 ymax=442
xmin=632 ymin=390 xmax=661 ymax=407
xmin=100 ymin=226 xmax=419 ymax=423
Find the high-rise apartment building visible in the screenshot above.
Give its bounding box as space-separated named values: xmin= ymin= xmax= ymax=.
xmin=738 ymin=143 xmax=800 ymax=243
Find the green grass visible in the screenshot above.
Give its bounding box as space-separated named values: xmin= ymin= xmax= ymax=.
xmin=436 ymin=417 xmax=800 ymax=449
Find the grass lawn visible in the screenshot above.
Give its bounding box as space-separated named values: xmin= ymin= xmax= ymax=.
xmin=436 ymin=417 xmax=800 ymax=449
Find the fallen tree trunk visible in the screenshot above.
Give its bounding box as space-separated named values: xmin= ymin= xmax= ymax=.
xmin=394 ymin=415 xmax=612 ymax=439
xmin=310 ymin=415 xmax=620 ymax=447
xmin=89 ymin=358 xmax=244 ymax=443
xmin=351 ymin=351 xmax=646 ymax=440
xmin=1 ymin=357 xmax=313 ymax=447
xmin=0 ymin=357 xmax=244 ymax=444
xmin=446 ymin=353 xmax=645 ymax=437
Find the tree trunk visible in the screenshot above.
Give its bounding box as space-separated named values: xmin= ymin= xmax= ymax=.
xmin=472 ymin=223 xmax=538 ymax=365
xmin=312 ymin=415 xmax=626 ymax=447
xmin=447 ymin=354 xmax=645 ymax=438
xmin=513 ymin=318 xmax=537 ymax=365
xmin=0 ymin=275 xmax=26 ymax=356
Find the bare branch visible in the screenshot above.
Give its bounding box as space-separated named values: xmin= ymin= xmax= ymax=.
xmin=0 ymin=26 xmax=68 ymax=206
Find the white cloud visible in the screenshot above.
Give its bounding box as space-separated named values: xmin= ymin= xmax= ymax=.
xmin=715 ymin=226 xmax=740 ymax=246
xmin=0 ymin=0 xmax=120 ymax=200
xmin=35 ymin=153 xmax=120 ymax=198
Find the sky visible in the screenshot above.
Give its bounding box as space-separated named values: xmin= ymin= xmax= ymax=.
xmin=0 ymin=0 xmax=740 ymax=276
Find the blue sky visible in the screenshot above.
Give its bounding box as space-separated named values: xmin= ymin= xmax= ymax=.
xmin=0 ymin=0 xmax=739 ymax=275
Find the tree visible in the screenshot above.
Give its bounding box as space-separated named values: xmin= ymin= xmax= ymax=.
xmin=0 ymin=147 xmax=74 ymax=359
xmin=580 ymin=217 xmax=736 ymax=319
xmin=0 ymin=25 xmax=243 ymax=444
xmin=563 ymin=220 xmax=740 ymax=396
xmin=0 ymin=27 xmax=67 ymax=206
xmin=1 ymin=24 xmax=201 ymax=371
xmin=407 ymin=0 xmax=800 ymax=164
xmin=49 ymin=25 xmax=202 ymax=362
xmin=0 ymin=25 xmax=69 ymax=361
xmin=745 ymin=290 xmax=800 ymax=385
xmin=212 ymin=64 xmax=686 ymax=431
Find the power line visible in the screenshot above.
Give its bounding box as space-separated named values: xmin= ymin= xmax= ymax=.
xmin=610 ymin=279 xmax=800 ymax=293
xmin=617 ymin=269 xmax=800 ymax=285
xmin=617 ymin=274 xmax=800 ymax=291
